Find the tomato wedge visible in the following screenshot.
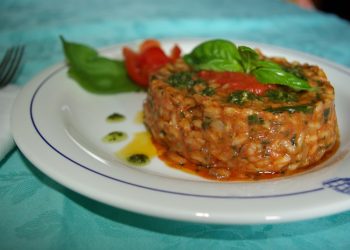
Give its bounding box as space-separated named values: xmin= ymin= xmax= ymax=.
xmin=123 ymin=39 xmax=181 ymax=87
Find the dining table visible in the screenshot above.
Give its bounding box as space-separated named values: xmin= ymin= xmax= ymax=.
xmin=1 ymin=0 xmax=350 ymax=249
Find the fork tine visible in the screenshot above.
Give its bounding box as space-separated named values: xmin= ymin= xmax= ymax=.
xmin=0 ymin=46 xmax=24 ymax=87
xmin=0 ymin=47 xmax=14 ymax=72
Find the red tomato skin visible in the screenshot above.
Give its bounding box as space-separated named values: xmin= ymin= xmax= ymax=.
xmin=123 ymin=40 xmax=182 ymax=87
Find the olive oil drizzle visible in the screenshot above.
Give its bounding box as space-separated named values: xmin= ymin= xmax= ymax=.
xmin=116 ymin=131 xmax=157 ymax=167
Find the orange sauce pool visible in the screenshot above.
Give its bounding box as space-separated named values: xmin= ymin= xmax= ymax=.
xmin=153 ymin=139 xmax=340 ymax=182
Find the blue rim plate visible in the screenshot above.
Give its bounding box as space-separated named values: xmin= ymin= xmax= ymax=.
xmin=11 ymin=39 xmax=350 ymax=224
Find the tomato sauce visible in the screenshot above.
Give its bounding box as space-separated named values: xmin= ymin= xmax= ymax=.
xmin=153 ymin=139 xmax=340 ymax=182
xmin=198 ymin=71 xmax=276 ymax=95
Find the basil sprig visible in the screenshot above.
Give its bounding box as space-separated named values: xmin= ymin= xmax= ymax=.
xmin=183 ymin=39 xmax=243 ymax=72
xmin=184 ymin=39 xmax=312 ymax=91
xmin=61 ymin=36 xmax=140 ymax=94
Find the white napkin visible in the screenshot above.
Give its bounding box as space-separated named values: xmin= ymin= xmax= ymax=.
xmin=0 ymin=84 xmax=20 ymax=160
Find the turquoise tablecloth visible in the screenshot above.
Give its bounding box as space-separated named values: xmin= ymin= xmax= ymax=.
xmin=2 ymin=0 xmax=350 ymax=249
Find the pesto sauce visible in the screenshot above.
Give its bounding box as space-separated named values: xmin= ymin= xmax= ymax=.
xmin=264 ymin=104 xmax=314 ymax=114
xmin=323 ymin=108 xmax=330 ymax=122
xmin=106 ymin=112 xmax=125 ymax=122
xmin=227 ymin=90 xmax=258 ymax=105
xmin=104 ymin=112 xmax=156 ymax=167
xmin=116 ymin=131 xmax=157 ymax=167
xmin=168 ymin=72 xmax=194 ymax=88
xmin=290 ymin=134 xmax=297 ymax=146
xmin=201 ymin=87 xmax=216 ymax=96
xmin=248 ymin=114 xmax=264 ymax=125
xmin=265 ymin=89 xmax=298 ymax=102
xmin=102 ymin=131 xmax=127 ymax=143
xmin=168 ymin=71 xmax=205 ymax=89
xmin=202 ymin=117 xmax=212 ymax=129
xmin=127 ymin=154 xmax=150 ymax=166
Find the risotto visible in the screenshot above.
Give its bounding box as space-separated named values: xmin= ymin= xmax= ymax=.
xmin=143 ymin=47 xmax=339 ymax=181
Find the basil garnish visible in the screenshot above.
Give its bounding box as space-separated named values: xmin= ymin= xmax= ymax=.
xmin=252 ymin=65 xmax=311 ymax=91
xmin=184 ymin=39 xmax=312 ymax=91
xmin=61 ymin=36 xmax=140 ymax=94
xmin=183 ymin=39 xmax=243 ymax=72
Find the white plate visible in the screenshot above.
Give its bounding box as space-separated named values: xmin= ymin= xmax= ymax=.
xmin=11 ymin=39 xmax=350 ymax=224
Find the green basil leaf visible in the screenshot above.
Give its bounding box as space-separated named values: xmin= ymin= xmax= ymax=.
xmin=184 ymin=39 xmax=313 ymax=91
xmin=61 ymin=36 xmax=140 ymax=94
xmin=252 ymin=66 xmax=312 ymax=91
xmin=193 ymin=59 xmax=243 ymax=72
xmin=183 ymin=39 xmax=243 ymax=72
xmin=68 ymin=61 xmax=140 ymax=94
xmin=254 ymin=60 xmax=282 ymax=69
xmin=238 ymin=46 xmax=259 ymax=73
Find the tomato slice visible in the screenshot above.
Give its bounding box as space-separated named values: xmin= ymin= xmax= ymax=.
xmin=123 ymin=47 xmax=148 ymax=87
xmin=139 ymin=47 xmax=170 ymax=69
xmin=170 ymin=45 xmax=181 ymax=61
xmin=123 ymin=39 xmax=181 ymax=87
xmin=139 ymin=39 xmax=161 ymax=53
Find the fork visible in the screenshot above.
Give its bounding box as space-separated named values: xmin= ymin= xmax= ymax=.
xmin=0 ymin=46 xmax=25 ymax=89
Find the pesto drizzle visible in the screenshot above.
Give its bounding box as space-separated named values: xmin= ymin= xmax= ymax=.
xmin=102 ymin=131 xmax=127 ymax=143
xmin=106 ymin=112 xmax=125 ymax=122
xmin=264 ymin=104 xmax=314 ymax=114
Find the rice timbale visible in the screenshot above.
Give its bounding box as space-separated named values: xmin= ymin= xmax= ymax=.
xmin=143 ymin=47 xmax=339 ymax=181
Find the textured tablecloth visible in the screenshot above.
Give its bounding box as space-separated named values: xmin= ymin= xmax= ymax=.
xmin=1 ymin=0 xmax=350 ymax=249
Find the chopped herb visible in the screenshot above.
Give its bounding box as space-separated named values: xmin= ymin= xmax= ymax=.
xmin=227 ymin=90 xmax=257 ymax=105
xmin=127 ymin=154 xmax=150 ymax=166
xmin=291 ymin=134 xmax=297 ymax=146
xmin=168 ymin=72 xmax=202 ymax=89
xmin=261 ymin=139 xmax=270 ymax=145
xmin=106 ymin=112 xmax=125 ymax=122
xmin=283 ymin=65 xmax=306 ymax=80
xmin=265 ymin=89 xmax=298 ymax=102
xmin=264 ymin=104 xmax=314 ymax=114
xmin=202 ymin=117 xmax=212 ymax=129
xmin=102 ymin=131 xmax=127 ymax=143
xmin=201 ymin=87 xmax=216 ymax=96
xmin=315 ymin=92 xmax=322 ymax=101
xmin=316 ymin=80 xmax=324 ymax=87
xmin=323 ymin=108 xmax=330 ymax=123
xmin=248 ymin=114 xmax=264 ymax=125
xmin=232 ymin=145 xmax=241 ymax=157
